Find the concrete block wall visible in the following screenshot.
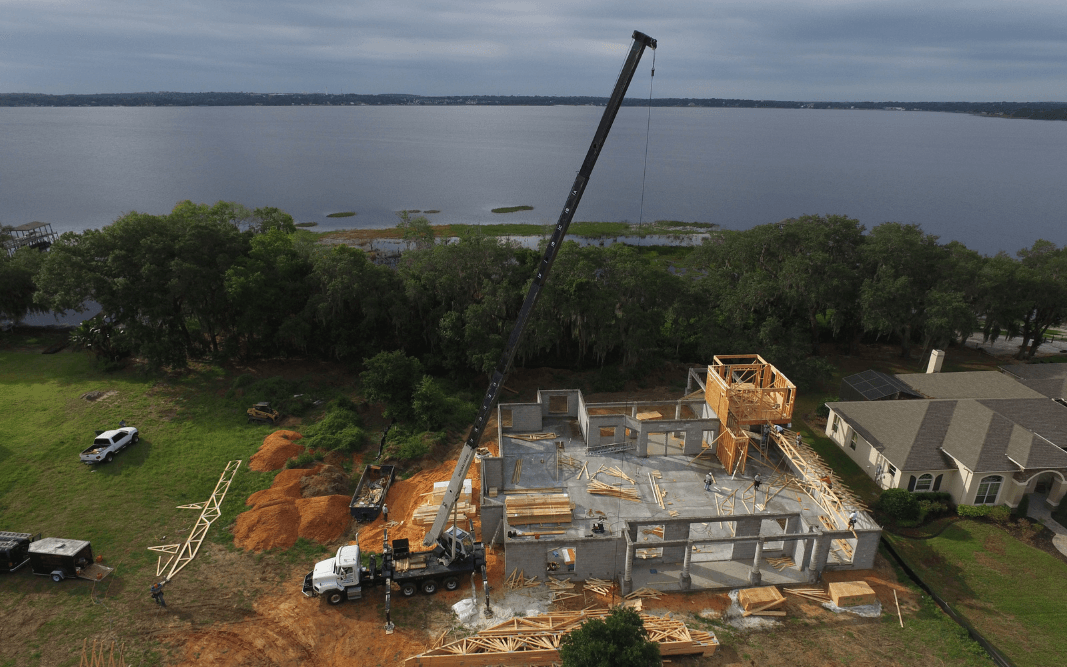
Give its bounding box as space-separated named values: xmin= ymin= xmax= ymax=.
xmin=661 ymin=523 xmax=690 ymax=562
xmin=573 ymin=536 xmax=625 ymax=581
xmin=501 ymin=403 xmax=543 ymax=433
xmin=538 ymin=389 xmax=581 ymax=417
xmin=481 ymin=498 xmax=505 ymax=545
xmin=504 ymin=538 xmax=547 ymax=580
xmin=585 ymin=414 xmax=628 ymax=448
xmin=481 ymin=457 xmax=504 ymax=495
xmin=731 ymin=517 xmax=762 ymax=561
xmin=848 ymin=530 xmax=880 ymax=570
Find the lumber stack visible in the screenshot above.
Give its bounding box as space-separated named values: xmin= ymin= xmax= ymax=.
xmin=828 ymin=581 xmax=877 ymax=607
xmin=766 ymin=555 xmax=796 ymax=571
xmin=426 ymin=479 xmax=472 ymax=505
xmin=505 ymin=493 xmax=573 ymax=526
xmin=405 ymin=610 xmax=718 ymax=665
xmin=509 ymin=432 xmax=557 ymax=441
xmin=625 ymin=587 xmax=662 ymax=600
xmin=588 ymin=480 xmax=640 ymax=501
xmin=738 ymin=585 xmax=787 ymax=617
xmin=583 ymin=578 xmax=614 ymax=597
xmin=504 ymin=569 xmax=541 ymax=590
xmin=783 ymin=587 xmax=832 ymax=603
xmin=648 ymin=471 xmax=666 ymax=509
xmin=411 ymin=501 xmax=475 ymax=526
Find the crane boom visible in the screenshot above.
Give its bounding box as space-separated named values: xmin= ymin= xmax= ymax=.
xmin=424 ymin=30 xmax=657 ymax=547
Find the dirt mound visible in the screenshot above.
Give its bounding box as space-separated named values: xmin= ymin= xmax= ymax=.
xmin=236 ymin=463 xmax=353 ymax=551
xmin=301 ymin=464 xmax=350 ymax=498
xmin=249 ymin=430 xmax=305 ymax=471
xmin=233 ymin=500 xmax=302 ymax=551
xmin=296 ymin=495 xmax=352 ymax=543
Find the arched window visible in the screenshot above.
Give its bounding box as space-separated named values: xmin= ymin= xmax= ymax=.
xmin=974 ymin=475 xmax=1002 ymax=505
xmin=915 ymin=474 xmax=933 ymax=492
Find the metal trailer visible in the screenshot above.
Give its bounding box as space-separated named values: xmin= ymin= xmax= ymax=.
xmin=0 ymin=531 xmax=39 ymax=572
xmin=27 ymin=537 xmax=113 ymax=583
xmin=349 ymin=464 xmax=396 ymax=522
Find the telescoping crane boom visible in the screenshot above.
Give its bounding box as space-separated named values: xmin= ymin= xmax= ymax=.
xmin=424 ymin=30 xmax=657 ymax=548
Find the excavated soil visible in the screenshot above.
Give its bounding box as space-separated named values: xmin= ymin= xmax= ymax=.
xmin=235 ymin=463 xmax=353 ymax=551
xmin=249 ymin=430 xmax=305 ymax=471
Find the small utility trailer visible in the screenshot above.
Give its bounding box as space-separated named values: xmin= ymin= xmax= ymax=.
xmin=28 ymin=537 xmax=114 ymax=583
xmin=349 ymin=464 xmax=396 ymax=522
xmin=1 ymin=531 xmax=40 ymax=572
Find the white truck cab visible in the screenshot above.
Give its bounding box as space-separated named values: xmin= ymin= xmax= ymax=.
xmin=80 ymin=427 xmax=139 ymax=464
xmin=305 ymin=545 xmax=363 ymax=604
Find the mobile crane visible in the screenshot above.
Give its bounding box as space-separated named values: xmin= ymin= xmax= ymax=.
xmin=422 ymin=30 xmax=658 ymax=618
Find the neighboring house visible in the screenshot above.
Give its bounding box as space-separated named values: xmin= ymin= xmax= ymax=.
xmin=825 ymin=368 xmax=1067 ymax=509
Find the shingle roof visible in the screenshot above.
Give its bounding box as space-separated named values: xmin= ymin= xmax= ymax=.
xmin=998 ymin=363 xmax=1067 ymax=399
xmin=828 ymin=397 xmax=1067 ymax=474
xmin=897 ymin=371 xmax=1045 ymax=400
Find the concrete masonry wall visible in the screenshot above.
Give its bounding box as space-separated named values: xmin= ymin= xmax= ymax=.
xmin=481 ymin=457 xmax=504 ymax=494
xmin=503 ymin=403 xmax=543 ymax=433
xmin=503 ymin=537 xmax=547 ymax=580
xmin=481 ymin=499 xmax=505 ymax=546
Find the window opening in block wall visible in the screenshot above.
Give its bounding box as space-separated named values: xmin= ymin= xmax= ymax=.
xmin=547 ymin=545 xmax=577 ymax=573
xmin=548 ymin=395 xmax=569 ymax=413
xmin=599 ymin=426 xmax=615 ymax=438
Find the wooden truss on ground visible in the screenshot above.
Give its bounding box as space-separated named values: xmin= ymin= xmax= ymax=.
xmin=404 ymin=609 xmax=718 ymax=666
xmin=147 ymin=459 xmax=242 ymax=580
xmin=79 ymin=639 xmax=126 ymax=667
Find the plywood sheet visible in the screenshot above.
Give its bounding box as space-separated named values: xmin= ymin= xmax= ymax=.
xmin=828 ymin=581 xmax=876 ymax=607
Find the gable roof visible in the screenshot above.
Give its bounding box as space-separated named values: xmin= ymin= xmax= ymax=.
xmin=828 ymin=397 xmax=1067 ymax=474
xmin=999 ymin=363 xmax=1067 ymax=400
xmin=897 ymin=371 xmax=1045 ymax=400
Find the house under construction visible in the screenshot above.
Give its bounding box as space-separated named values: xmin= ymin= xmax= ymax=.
xmin=477 ymin=355 xmax=880 ymax=593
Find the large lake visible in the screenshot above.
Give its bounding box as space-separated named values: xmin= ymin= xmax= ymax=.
xmin=1 ymin=106 xmax=1065 ymax=256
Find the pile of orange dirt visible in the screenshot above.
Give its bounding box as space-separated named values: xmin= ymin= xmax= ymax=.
xmin=234 ymin=465 xmax=352 ymax=551
xmin=356 ymin=443 xmax=497 ymax=553
xmin=249 ymin=430 xmax=305 ymax=471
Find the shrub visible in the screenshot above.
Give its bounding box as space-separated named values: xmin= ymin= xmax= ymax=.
xmin=877 ymin=488 xmax=921 ymax=521
xmin=360 ymin=351 xmax=424 ymax=420
xmin=285 ymin=450 xmax=317 ymax=469
xmin=385 ymin=428 xmax=441 ymax=461
xmin=559 ymin=607 xmax=659 ymax=667
xmin=302 ymin=400 xmax=366 ymax=453
xmin=816 ymin=397 xmax=839 ymax=418
xmin=1013 ymin=494 xmax=1030 ymax=519
xmin=912 ymin=491 xmax=953 ymax=504
xmin=957 ymin=504 xmax=1012 ymax=523
xmin=411 ymin=376 xmax=476 ymax=431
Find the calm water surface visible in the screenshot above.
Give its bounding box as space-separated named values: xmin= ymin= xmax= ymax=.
xmin=1 ymin=106 xmax=1065 ymax=255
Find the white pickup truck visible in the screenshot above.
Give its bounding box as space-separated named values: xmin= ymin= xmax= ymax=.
xmin=80 ymin=427 xmax=139 ymax=464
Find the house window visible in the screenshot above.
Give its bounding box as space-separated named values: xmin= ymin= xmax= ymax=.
xmin=850 ymin=432 xmax=858 ymax=450
xmin=974 ymin=475 xmax=1003 ymax=505
xmin=887 ymin=464 xmax=897 ymax=478
xmin=831 ymin=414 xmax=840 ymax=434
xmin=915 ymin=474 xmax=933 ymax=492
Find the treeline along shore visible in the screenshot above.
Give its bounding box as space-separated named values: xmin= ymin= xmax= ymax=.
xmin=2 ymin=203 xmax=1066 ymax=387
xmin=3 ymin=92 xmax=1067 ymax=120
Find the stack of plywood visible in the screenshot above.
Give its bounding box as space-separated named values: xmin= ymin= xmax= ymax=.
xmin=411 ymin=501 xmax=476 ymax=526
xmin=738 ymin=585 xmax=787 ymax=617
xmin=828 ymin=581 xmax=877 ymax=607
xmin=505 ymin=493 xmax=573 ymax=526
xmin=426 ymin=479 xmax=473 ymax=505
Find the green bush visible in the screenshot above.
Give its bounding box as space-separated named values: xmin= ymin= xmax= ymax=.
xmin=385 ymin=428 xmax=441 ymax=461
xmin=877 ymin=488 xmax=921 ymax=521
xmin=913 ymin=491 xmax=953 ymax=504
xmin=285 ymin=450 xmax=317 ymax=469
xmin=1013 ymin=494 xmax=1030 ymax=519
xmin=957 ymin=504 xmax=1012 ymax=523
xmin=559 ymin=607 xmax=659 ymax=667
xmin=301 ymin=400 xmax=366 ymax=453
xmin=816 ymin=398 xmax=838 ymax=418
xmin=411 ymin=376 xmax=476 ymax=431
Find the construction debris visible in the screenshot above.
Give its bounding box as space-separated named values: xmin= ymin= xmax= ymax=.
xmin=405 ymin=610 xmax=718 ymax=665
xmin=783 ymin=587 xmax=832 ymax=603
xmin=587 ymin=480 xmax=640 ymax=501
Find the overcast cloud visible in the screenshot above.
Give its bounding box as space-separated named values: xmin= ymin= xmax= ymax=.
xmin=2 ymin=1 xmax=1065 ymax=100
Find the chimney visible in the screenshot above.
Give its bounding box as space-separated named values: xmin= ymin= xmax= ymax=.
xmin=926 ymin=349 xmax=945 ymax=373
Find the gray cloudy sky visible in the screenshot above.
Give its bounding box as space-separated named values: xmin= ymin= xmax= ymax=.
xmin=2 ymin=0 xmax=1066 ymax=101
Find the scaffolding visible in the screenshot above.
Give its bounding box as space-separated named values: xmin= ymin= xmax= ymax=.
xmin=3 ymin=222 xmax=58 ymax=256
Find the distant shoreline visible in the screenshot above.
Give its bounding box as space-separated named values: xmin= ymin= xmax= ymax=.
xmin=2 ymin=92 xmax=1066 ymax=120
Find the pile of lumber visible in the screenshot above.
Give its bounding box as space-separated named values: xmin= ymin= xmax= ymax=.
xmin=597 ymin=465 xmax=636 ymax=484
xmin=783 ymin=586 xmax=832 ymax=603
xmin=588 ymin=480 xmax=640 ymax=501
xmin=505 ymin=493 xmax=573 ymax=525
xmin=766 ymin=555 xmax=796 ymax=571
xmin=504 ymin=569 xmax=541 ymax=590
xmin=828 ymin=581 xmax=877 ymax=607
xmin=425 ymin=479 xmax=472 ymax=505
xmin=404 ymin=610 xmax=718 ymax=665
xmin=510 ymin=432 xmax=557 ymax=441
xmin=625 ymin=587 xmax=662 ymax=600
xmin=635 ymin=548 xmax=661 ymax=559
xmin=738 ymin=585 xmax=787 ymax=617
xmin=648 ymin=471 xmax=667 ymax=509
xmin=583 ymin=578 xmax=613 ymax=597
xmin=411 ymin=501 xmax=475 ymax=526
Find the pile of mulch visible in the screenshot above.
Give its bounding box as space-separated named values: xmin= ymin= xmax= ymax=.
xmin=249 ymin=430 xmax=305 ymax=471
xmin=234 ymin=462 xmax=353 ymax=552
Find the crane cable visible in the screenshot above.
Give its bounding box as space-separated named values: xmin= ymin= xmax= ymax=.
xmin=637 ymin=48 xmax=656 ymax=232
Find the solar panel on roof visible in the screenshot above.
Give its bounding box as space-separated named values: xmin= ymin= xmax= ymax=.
xmin=842 ymin=370 xmax=922 ymax=401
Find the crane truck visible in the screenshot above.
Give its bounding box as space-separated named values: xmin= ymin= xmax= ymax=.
xmin=301 ymin=30 xmax=657 ymax=631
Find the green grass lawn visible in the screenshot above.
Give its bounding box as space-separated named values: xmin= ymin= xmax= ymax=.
xmin=886 ymin=520 xmax=1067 ymax=667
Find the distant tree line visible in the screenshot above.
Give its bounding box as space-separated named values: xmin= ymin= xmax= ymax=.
xmin=3 ymin=205 xmax=1066 ymax=385
xmin=3 ymin=92 xmax=1067 ymax=119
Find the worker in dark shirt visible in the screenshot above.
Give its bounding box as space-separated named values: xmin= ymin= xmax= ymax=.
xmin=151 ymin=582 xmax=167 ymax=608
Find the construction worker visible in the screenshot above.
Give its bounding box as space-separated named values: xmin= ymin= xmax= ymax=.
xmin=753 ymin=473 xmax=762 ymax=492
xmin=704 ymin=472 xmax=714 ymax=492
xmin=847 ymin=510 xmax=858 ymax=531
xmin=150 ymin=581 xmax=167 ymax=608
